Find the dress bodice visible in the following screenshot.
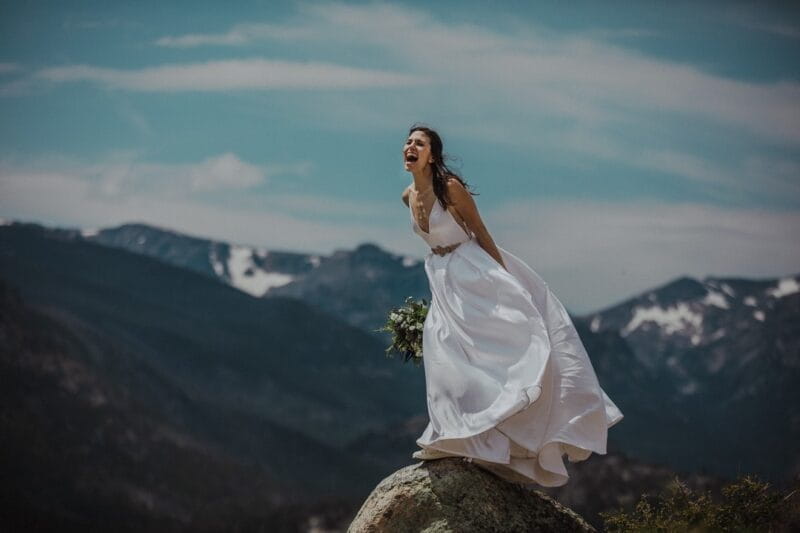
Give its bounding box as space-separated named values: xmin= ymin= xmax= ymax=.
xmin=410 ymin=197 xmax=474 ymax=248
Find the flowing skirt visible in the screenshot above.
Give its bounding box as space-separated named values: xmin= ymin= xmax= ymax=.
xmin=415 ymin=238 xmax=624 ymax=486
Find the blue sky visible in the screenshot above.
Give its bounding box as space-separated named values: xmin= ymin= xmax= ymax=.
xmin=1 ymin=0 xmax=798 ymax=313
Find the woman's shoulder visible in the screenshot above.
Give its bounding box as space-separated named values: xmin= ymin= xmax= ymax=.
xmin=445 ymin=175 xmax=467 ymax=192
xmin=401 ymin=184 xmax=412 ymax=206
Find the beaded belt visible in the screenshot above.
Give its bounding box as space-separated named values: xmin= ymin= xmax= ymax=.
xmin=431 ymin=241 xmax=463 ymax=256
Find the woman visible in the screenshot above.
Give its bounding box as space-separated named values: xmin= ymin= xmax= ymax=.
xmin=402 ymin=123 xmax=624 ymax=487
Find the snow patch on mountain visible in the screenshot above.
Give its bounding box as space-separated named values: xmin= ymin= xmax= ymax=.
xmin=702 ymin=289 xmax=729 ymax=309
xmin=766 ymin=277 xmax=799 ymax=299
xmin=720 ymin=283 xmax=736 ymax=297
xmin=622 ymin=302 xmax=703 ymax=337
xmin=209 ymin=248 xmax=225 ymax=276
xmin=228 ymin=245 xmax=293 ymax=297
xmin=402 ymin=255 xmax=420 ymax=267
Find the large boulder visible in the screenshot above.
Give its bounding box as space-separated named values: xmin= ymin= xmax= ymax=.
xmin=348 ymin=458 xmax=595 ymax=532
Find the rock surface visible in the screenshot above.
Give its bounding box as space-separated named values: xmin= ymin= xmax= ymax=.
xmin=348 ymin=458 xmax=596 ymax=532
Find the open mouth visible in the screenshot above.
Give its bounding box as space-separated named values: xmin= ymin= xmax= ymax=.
xmin=405 ymin=153 xmax=418 ymax=163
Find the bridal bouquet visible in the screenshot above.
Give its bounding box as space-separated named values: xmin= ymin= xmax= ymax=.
xmin=374 ymin=296 xmax=428 ymax=366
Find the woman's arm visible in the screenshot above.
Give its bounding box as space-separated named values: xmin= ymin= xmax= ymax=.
xmin=446 ymin=178 xmax=508 ymax=271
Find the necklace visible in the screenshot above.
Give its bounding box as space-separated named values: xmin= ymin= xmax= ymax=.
xmin=411 ymin=185 xmax=435 ymax=231
xmin=412 ymin=183 xmax=433 ymax=196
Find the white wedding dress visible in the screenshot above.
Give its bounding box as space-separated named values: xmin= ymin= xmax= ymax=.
xmin=409 ymin=193 xmax=624 ymax=487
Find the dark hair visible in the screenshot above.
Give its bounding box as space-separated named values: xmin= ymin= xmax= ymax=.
xmin=407 ymin=122 xmax=479 ymax=209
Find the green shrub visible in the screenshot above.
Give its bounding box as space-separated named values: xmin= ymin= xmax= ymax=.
xmin=600 ymin=473 xmax=799 ymax=532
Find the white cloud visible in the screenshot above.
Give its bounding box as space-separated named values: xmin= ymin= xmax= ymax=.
xmin=324 ymin=1 xmax=800 ymax=145
xmin=0 ymin=152 xmax=312 ymax=201
xmin=34 ymin=58 xmax=432 ymax=91
xmin=155 ymin=22 xmax=315 ymax=47
xmin=61 ymin=16 xmax=141 ymax=31
xmin=488 ymin=197 xmax=800 ymax=313
xmin=579 ymin=28 xmax=661 ymax=40
xmin=188 ymin=153 xmax=266 ymax=191
xmin=740 ymin=21 xmax=800 ymax=39
xmin=0 ymin=155 xmax=389 ymax=254
xmin=114 ymin=98 xmax=152 ymax=136
xmin=541 ymin=127 xmax=800 ymax=203
xmin=10 ymin=2 xmax=798 ymax=147
xmin=146 ymin=1 xmax=800 ymax=145
xmin=721 ymin=5 xmax=800 ymax=40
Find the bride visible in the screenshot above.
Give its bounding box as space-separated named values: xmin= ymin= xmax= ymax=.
xmin=402 ymin=123 xmax=624 ymax=487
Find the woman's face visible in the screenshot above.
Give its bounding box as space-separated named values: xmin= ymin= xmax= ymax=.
xmin=403 ymin=130 xmax=434 ymax=172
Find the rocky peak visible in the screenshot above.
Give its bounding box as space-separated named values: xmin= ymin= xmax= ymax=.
xmin=348 ymin=458 xmax=595 ymax=532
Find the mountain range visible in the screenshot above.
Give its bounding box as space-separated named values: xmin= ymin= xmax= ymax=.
xmin=79 ymin=221 xmax=430 ymax=337
xmin=74 ymin=220 xmax=800 ymax=484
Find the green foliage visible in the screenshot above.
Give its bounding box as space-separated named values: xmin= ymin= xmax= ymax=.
xmin=374 ymin=296 xmax=428 ymax=366
xmin=600 ymin=473 xmax=798 ymax=532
